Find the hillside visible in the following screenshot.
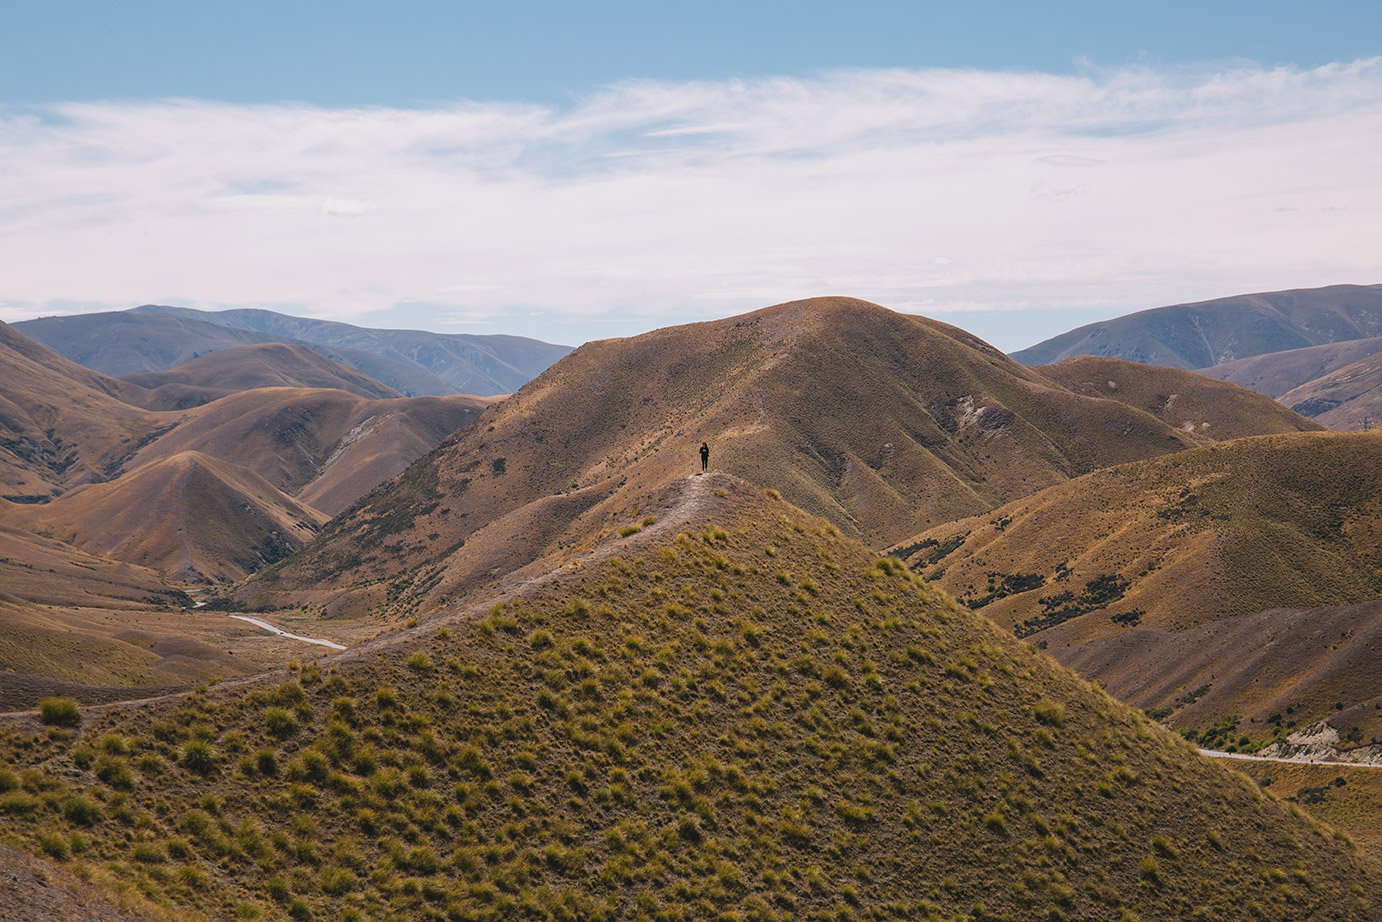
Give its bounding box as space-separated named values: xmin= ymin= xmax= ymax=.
xmin=240 ymin=296 xmax=1288 ymax=615
xmin=131 ymin=304 xmax=573 ymax=396
xmin=0 ymin=475 xmax=1374 ymax=919
xmin=2 ymin=318 xmax=494 ymax=587
xmin=890 ymin=432 xmax=1382 ymax=739
xmin=1200 ymin=336 xmax=1382 ymax=398
xmin=6 ymin=451 xmax=327 ymax=582
xmin=1013 ymin=283 xmax=1382 ymax=368
xmin=1277 ymin=351 xmax=1380 ymax=431
xmin=14 ymin=309 xmax=283 ymax=376
xmin=1036 ymin=355 xmax=1321 ymax=439
xmin=122 ymin=342 xmax=400 ymax=409
xmin=0 ymin=321 xmax=167 ymax=501
xmin=129 ymin=387 xmax=492 ymax=517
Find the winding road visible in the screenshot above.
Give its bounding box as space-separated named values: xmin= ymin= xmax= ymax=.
xmin=229 ymin=616 xmax=347 ymax=650
xmin=1197 ymin=748 xmax=1382 ymax=769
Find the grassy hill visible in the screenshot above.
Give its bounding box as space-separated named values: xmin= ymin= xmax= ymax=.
xmin=245 ymin=296 xmax=1323 ymax=617
xmin=1036 ymin=356 xmax=1321 ymax=439
xmin=1013 ymin=284 xmax=1382 ymax=369
xmin=128 ymin=388 xmax=492 ymax=516
xmin=0 ymin=475 xmax=1374 ymax=920
xmin=122 ymin=343 xmax=401 ymax=409
xmin=6 ymin=451 xmax=327 ymax=582
xmin=890 ymin=432 xmax=1382 ymax=740
xmin=0 ymin=321 xmax=166 ymax=501
xmin=2 ymin=318 xmax=492 ymax=584
xmin=1277 ymin=351 xmax=1380 ymax=431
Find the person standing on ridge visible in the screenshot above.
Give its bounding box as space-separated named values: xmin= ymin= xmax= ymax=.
xmin=699 ymin=442 xmax=710 ymax=473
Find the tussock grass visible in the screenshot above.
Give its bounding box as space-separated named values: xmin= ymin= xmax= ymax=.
xmin=0 ymin=487 xmax=1374 ymax=919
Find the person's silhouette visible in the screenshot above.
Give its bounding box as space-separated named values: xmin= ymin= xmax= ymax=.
xmin=699 ymin=442 xmax=710 ymax=473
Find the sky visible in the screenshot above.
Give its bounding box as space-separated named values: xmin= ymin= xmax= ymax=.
xmin=2 ymin=2 xmax=1380 ymax=350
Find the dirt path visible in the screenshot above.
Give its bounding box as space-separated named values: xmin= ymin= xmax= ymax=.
xmin=1198 ymin=748 xmax=1382 ymax=769
xmin=228 ymin=615 xmax=347 ymax=650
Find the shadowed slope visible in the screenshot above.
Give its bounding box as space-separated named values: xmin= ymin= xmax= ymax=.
xmin=1277 ymin=351 xmax=1381 ymax=431
xmin=1014 ymin=284 xmax=1382 ymax=368
xmin=1037 ymin=355 xmax=1321 ymax=439
xmin=245 ymin=297 xmax=1259 ymax=615
xmin=0 ymin=475 xmax=1374 ymax=919
xmin=1201 ymin=336 xmax=1382 ymax=398
xmin=892 ymin=432 xmax=1382 ymax=735
xmin=122 ymin=342 xmax=401 ymax=409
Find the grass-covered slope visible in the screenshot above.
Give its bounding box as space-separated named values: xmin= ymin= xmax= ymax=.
xmin=891 ymin=432 xmax=1382 ymax=738
xmin=1036 ymin=356 xmax=1321 ymax=440
xmin=1 ymin=476 xmax=1374 ymax=920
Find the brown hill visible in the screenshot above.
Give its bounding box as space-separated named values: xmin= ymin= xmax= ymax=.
xmin=0 ymin=475 xmax=1375 ymax=919
xmin=0 ymin=518 xmax=178 ymax=610
xmin=1013 ymin=283 xmax=1382 ymax=368
xmin=0 ymin=322 xmax=166 ymax=501
xmin=130 ymin=387 xmax=493 ymax=516
xmin=121 ymin=342 xmax=400 ymax=409
xmin=7 ymin=451 xmax=327 ymax=582
xmin=1037 ymin=355 xmax=1321 ymax=439
xmin=1059 ymin=600 xmax=1382 ymax=745
xmin=243 ymin=296 xmax=1284 ymax=615
xmin=891 ymin=432 xmax=1382 ymax=738
xmin=1200 ymin=336 xmax=1382 ymax=397
xmin=1278 ymin=351 xmax=1381 ymax=431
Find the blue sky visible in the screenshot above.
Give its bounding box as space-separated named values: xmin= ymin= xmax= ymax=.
xmin=7 ymin=1 xmax=1381 ymax=105
xmin=2 ymin=1 xmax=1380 ymax=348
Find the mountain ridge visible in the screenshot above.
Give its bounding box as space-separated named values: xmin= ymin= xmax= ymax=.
xmin=1013 ymin=283 xmax=1382 ymax=369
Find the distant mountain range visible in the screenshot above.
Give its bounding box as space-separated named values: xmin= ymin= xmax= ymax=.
xmin=16 ymin=304 xmax=572 ymax=396
xmin=1014 ymin=284 xmax=1381 ymax=430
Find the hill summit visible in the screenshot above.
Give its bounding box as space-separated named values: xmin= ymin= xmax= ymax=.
xmin=245 ymin=296 xmax=1314 ymax=618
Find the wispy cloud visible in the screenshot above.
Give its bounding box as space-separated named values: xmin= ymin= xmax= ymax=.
xmin=1 ymin=60 xmax=1379 ymax=340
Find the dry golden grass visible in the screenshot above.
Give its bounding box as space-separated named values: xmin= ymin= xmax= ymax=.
xmin=0 ymin=476 xmax=1374 ymax=919
xmin=893 ymin=432 xmax=1382 ymax=741
xmin=1236 ymin=762 xmax=1382 ymax=865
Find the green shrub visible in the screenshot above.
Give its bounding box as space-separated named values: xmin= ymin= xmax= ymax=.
xmin=38 ymin=832 xmax=69 ymax=860
xmin=61 ymin=795 xmax=103 ymax=826
xmin=182 ymin=740 xmax=216 ymax=774
xmin=38 ymin=697 xmax=80 ymax=727
xmin=264 ymin=707 xmax=298 ymax=738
